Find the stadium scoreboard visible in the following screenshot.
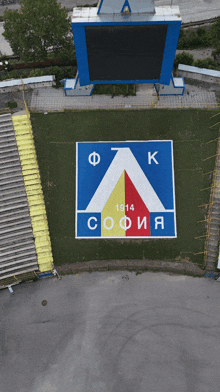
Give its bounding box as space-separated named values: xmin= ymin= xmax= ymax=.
xmin=71 ymin=4 xmax=182 ymax=86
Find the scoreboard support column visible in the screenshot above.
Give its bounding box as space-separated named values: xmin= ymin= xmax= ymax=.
xmin=62 ymin=71 xmax=95 ymax=97
xmin=154 ymin=74 xmax=185 ymax=96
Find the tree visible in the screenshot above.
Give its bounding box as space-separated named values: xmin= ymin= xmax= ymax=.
xmin=2 ymin=0 xmax=75 ymax=64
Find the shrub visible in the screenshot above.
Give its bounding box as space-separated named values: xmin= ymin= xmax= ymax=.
xmin=7 ymin=70 xmax=20 ymax=79
xmin=174 ymin=52 xmax=194 ymax=70
xmin=177 ymin=30 xmax=187 ymax=50
xmin=29 ymin=68 xmax=45 ymax=77
xmin=177 ymin=27 xmax=212 ymax=50
xmin=194 ymin=57 xmax=219 ymax=69
xmin=0 ymin=70 xmax=19 ymax=80
xmin=6 ymin=101 xmax=17 ymax=108
xmin=93 ymin=84 xmax=136 ymax=96
xmin=0 ymin=74 xmax=9 ymax=81
xmin=48 ymin=65 xmax=65 ymax=82
xmin=20 ymin=72 xmax=29 ymax=78
xmin=62 ymin=66 xmax=77 ymax=79
xmin=186 ymin=31 xmax=201 ymax=49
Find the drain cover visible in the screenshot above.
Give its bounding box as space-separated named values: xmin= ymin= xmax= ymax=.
xmin=42 ymin=300 xmax=47 ymax=306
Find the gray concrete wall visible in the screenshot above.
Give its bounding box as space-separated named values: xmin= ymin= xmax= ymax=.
xmin=178 ymin=70 xmax=220 ymax=84
xmin=0 ymin=80 xmax=55 ymax=93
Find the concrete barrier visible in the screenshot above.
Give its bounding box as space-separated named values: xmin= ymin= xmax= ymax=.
xmin=0 ymin=75 xmax=56 ymax=93
xmin=178 ymin=64 xmax=220 ymax=84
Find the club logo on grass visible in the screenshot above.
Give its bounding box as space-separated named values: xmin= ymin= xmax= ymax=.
xmin=76 ymin=141 xmax=176 ymax=238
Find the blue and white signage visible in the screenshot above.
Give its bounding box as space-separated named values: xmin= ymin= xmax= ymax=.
xmin=76 ymin=141 xmax=176 ymax=238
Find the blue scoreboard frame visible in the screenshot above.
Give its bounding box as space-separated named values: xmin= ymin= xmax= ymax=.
xmin=71 ymin=9 xmax=181 ymax=87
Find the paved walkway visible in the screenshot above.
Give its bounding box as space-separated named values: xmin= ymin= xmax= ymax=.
xmin=30 ymin=84 xmax=218 ymax=112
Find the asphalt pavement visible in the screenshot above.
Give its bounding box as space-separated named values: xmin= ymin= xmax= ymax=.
xmin=1 ymin=271 xmax=220 ymax=392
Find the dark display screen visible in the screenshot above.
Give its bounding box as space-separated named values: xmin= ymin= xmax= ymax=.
xmin=85 ymin=24 xmax=168 ymax=81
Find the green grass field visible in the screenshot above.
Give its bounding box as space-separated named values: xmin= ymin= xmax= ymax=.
xmin=30 ymin=109 xmax=219 ymax=267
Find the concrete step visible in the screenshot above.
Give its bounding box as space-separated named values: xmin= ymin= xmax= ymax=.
xmin=0 ymin=113 xmax=12 ymax=120
xmin=0 ymin=239 xmax=35 ymax=252
xmin=0 ymin=161 xmax=21 ymax=171
xmin=0 ymin=125 xmax=14 ymax=132
xmin=0 ymin=222 xmax=33 ymax=235
xmin=209 ymin=227 xmax=219 ymax=234
xmin=209 ymin=221 xmax=220 ymax=228
xmin=0 ymin=217 xmax=31 ymax=229
xmin=0 ymin=148 xmax=18 ymax=157
xmin=0 ymin=167 xmax=22 ymax=176
xmin=0 ymin=202 xmax=29 ymax=213
xmin=0 ymin=229 xmax=33 ymax=242
xmin=210 ymin=207 xmax=220 ymax=214
xmin=0 ymin=261 xmax=38 ymax=276
xmin=0 ymin=190 xmax=27 ymax=201
xmin=0 ymin=134 xmax=15 ymax=141
xmin=0 ymin=266 xmax=39 ymax=281
xmin=209 ymin=213 xmax=220 ymax=220
xmin=208 ymin=236 xmax=219 ymax=244
xmin=0 ymin=265 xmax=39 ymax=281
xmin=0 ymin=180 xmax=24 ymax=191
xmin=1 ymin=200 xmax=29 ymax=211
xmin=208 ymin=238 xmax=219 ymax=247
xmin=209 ymin=216 xmax=220 ymax=223
xmin=208 ymin=226 xmax=219 ymax=232
xmin=0 ymin=182 xmax=25 ymax=192
xmin=0 ymin=177 xmax=24 ymax=187
xmin=0 ymin=243 xmax=35 ymax=257
xmin=0 ymin=157 xmax=20 ymax=165
xmin=0 ymin=133 xmax=15 ymax=141
xmin=210 ymin=212 xmax=220 ymax=218
xmin=207 ymin=248 xmax=218 ymax=257
xmin=206 ymin=253 xmax=217 ymax=262
xmin=0 ymin=141 xmax=17 ymax=150
xmin=0 ymin=113 xmax=39 ymax=282
xmin=0 ymin=124 xmax=13 ymax=131
xmin=0 ymin=257 xmax=37 ymax=274
xmin=205 ymin=264 xmax=216 ymax=271
xmin=0 ymin=250 xmax=37 ymax=264
xmin=0 ymin=207 xmax=30 ymax=219
xmin=0 ymin=215 xmax=30 ymax=226
xmin=207 ymin=254 xmax=217 ymax=262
